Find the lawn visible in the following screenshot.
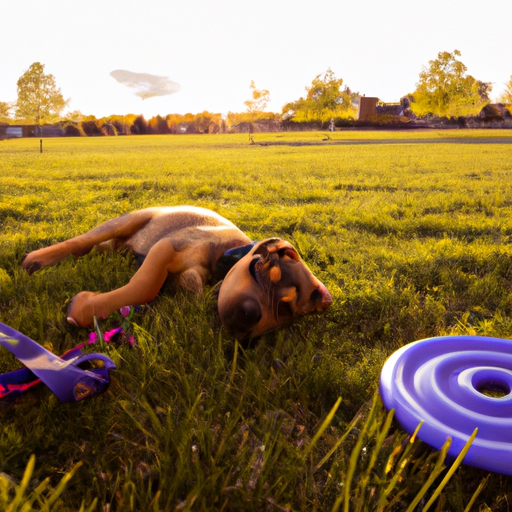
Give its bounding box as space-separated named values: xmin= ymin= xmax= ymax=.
xmin=1 ymin=130 xmax=512 ymax=510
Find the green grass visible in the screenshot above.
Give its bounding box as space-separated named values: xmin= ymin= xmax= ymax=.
xmin=1 ymin=131 xmax=512 ymax=510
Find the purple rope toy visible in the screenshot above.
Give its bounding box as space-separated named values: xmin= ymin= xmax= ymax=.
xmin=0 ymin=321 xmax=115 ymax=403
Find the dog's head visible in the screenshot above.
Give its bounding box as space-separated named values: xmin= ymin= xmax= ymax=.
xmin=217 ymin=238 xmax=332 ymax=339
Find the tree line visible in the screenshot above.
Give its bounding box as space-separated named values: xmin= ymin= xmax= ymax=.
xmin=1 ymin=51 xmax=512 ymax=135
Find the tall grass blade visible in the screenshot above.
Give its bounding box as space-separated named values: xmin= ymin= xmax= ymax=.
xmin=331 ymin=494 xmax=343 ymax=512
xmin=42 ymin=461 xmax=83 ymax=510
xmin=404 ymin=437 xmax=451 ymax=512
xmin=303 ymin=396 xmax=341 ymax=458
xmin=230 ymin=339 xmax=238 ymax=383
xmin=315 ymin=409 xmax=363 ymax=471
xmin=19 ymin=479 xmax=50 ymax=512
xmin=362 ymin=408 xmax=394 ymax=481
xmin=378 ymin=420 xmax=424 ymax=510
xmin=463 ymin=474 xmax=490 ymax=512
xmin=77 ymin=498 xmax=98 ymax=512
xmin=4 ymin=456 xmax=86 ymax=512
xmin=93 ymin=316 xmax=107 ymax=351
xmin=343 ymin=394 xmax=379 ymax=512
xmin=422 ymin=428 xmax=479 ymax=512
xmin=7 ymin=454 xmax=35 ymax=512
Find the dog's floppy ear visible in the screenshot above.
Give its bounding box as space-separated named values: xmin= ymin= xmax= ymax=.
xmin=253 ymin=238 xmax=300 ymax=284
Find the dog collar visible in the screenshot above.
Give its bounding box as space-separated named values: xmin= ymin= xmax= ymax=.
xmin=213 ymin=242 xmax=256 ymax=281
xmin=0 ymin=321 xmax=115 ymax=403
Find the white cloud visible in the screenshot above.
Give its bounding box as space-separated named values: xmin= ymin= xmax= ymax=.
xmin=110 ymin=70 xmax=181 ymax=100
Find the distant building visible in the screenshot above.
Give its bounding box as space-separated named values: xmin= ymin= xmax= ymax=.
xmin=358 ymin=96 xmax=417 ymax=122
xmin=0 ymin=125 xmax=32 ymax=139
xmin=0 ymin=124 xmax=65 ymax=139
xmin=358 ymin=97 xmax=378 ymax=121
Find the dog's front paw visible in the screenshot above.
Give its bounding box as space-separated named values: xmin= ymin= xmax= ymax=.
xmin=67 ymin=291 xmax=102 ymax=327
xmin=21 ymin=252 xmax=43 ymax=275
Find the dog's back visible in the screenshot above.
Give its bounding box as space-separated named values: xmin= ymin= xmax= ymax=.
xmin=122 ymin=206 xmax=249 ymax=258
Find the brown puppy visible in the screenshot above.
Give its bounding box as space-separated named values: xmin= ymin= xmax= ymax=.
xmin=22 ymin=206 xmax=332 ymax=338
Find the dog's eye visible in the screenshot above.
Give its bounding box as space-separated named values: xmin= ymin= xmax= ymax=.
xmin=278 ymin=248 xmax=300 ymax=261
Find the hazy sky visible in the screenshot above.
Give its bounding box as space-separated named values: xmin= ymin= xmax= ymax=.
xmin=2 ymin=0 xmax=511 ymax=119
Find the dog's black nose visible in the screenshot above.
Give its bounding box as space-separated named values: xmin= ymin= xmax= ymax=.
xmin=311 ymin=283 xmax=332 ymax=311
xmin=310 ymin=289 xmax=322 ymax=302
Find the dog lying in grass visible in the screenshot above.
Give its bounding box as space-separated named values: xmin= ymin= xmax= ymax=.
xmin=22 ymin=206 xmax=332 ymax=339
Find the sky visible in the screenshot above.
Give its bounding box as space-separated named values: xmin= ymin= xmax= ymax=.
xmin=1 ymin=0 xmax=512 ymax=119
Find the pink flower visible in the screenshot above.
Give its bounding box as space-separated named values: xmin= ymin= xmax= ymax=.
xmin=103 ymin=327 xmax=123 ymax=342
xmin=88 ymin=332 xmax=98 ymax=344
xmin=127 ymin=335 xmax=136 ymax=347
xmin=120 ymin=306 xmax=131 ymax=318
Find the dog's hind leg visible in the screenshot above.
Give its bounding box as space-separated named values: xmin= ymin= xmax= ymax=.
xmin=22 ymin=210 xmax=155 ymax=274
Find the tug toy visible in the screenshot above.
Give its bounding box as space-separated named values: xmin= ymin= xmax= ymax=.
xmin=0 ymin=321 xmax=115 ymax=403
xmin=380 ymin=335 xmax=512 ymax=475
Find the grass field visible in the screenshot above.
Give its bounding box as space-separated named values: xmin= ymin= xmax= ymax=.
xmin=1 ymin=130 xmax=512 ymax=510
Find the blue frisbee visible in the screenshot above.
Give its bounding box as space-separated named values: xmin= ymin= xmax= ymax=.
xmin=380 ymin=335 xmax=512 ymax=475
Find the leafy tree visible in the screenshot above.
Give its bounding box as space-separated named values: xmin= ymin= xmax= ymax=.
xmin=282 ymin=68 xmax=358 ymax=123
xmin=110 ymin=114 xmax=140 ymax=135
xmin=412 ymin=50 xmax=490 ymax=117
xmin=499 ymin=75 xmax=512 ymax=104
xmin=194 ymin=111 xmax=223 ymax=133
xmin=477 ymin=80 xmax=493 ymax=103
xmin=64 ymin=110 xmax=83 ymax=123
xmin=0 ymin=101 xmax=12 ymax=119
xmin=244 ymin=81 xmax=270 ymax=114
xmin=59 ymin=110 xmax=85 ymax=136
xmin=225 ymin=82 xmax=274 ymax=127
xmin=131 ymin=115 xmax=148 ymax=135
xmin=147 ymin=115 xmax=171 ymax=134
xmin=15 ymin=62 xmax=68 ymax=127
xmin=79 ymin=115 xmax=103 ymax=136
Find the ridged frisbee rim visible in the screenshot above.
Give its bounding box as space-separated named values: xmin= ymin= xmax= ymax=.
xmin=379 ymin=335 xmax=512 ymax=475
